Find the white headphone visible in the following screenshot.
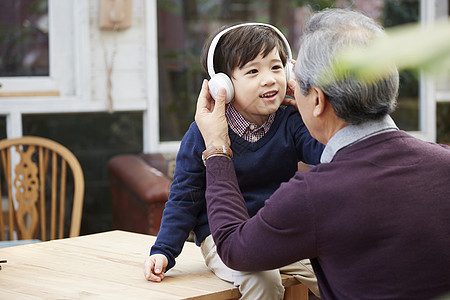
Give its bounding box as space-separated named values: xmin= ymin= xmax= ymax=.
xmin=207 ymin=22 xmax=294 ymax=103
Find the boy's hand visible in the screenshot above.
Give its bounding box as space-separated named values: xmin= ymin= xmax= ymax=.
xmin=143 ymin=254 xmax=168 ymax=282
xmin=195 ymin=79 xmax=230 ymax=148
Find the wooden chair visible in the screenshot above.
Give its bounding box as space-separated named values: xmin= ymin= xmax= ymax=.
xmin=0 ymin=136 xmax=84 ymax=242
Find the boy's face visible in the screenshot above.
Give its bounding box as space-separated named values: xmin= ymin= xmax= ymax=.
xmin=231 ymin=48 xmax=287 ymax=126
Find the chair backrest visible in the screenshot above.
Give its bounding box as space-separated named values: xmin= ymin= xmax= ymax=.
xmin=0 ymin=136 xmax=84 ymax=241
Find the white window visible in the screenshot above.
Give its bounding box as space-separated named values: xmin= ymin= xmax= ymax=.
xmin=420 ymin=0 xmax=450 ymax=143
xmin=150 ymin=0 xmax=444 ymax=153
xmin=0 ymin=0 xmax=90 ymax=138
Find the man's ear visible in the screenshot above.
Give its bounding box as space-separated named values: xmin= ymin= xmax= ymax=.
xmin=311 ymin=87 xmax=326 ymax=117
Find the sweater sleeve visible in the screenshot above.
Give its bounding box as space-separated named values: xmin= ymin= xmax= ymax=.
xmin=286 ymin=106 xmax=324 ymax=165
xmin=150 ymin=122 xmax=206 ymax=271
xmin=205 ymin=155 xmax=317 ymax=271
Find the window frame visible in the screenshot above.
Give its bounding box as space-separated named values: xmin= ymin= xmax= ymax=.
xmin=0 ymin=0 xmax=91 ymax=139
xmin=147 ymin=0 xmax=441 ymax=153
xmin=417 ymin=0 xmax=449 ymax=142
xmin=144 ymin=1 xmax=180 ymax=153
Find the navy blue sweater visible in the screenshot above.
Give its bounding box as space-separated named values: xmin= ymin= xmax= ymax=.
xmin=150 ymin=106 xmax=324 ymax=271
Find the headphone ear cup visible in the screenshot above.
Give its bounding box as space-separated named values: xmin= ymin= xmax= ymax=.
xmin=208 ymin=73 xmax=234 ymax=104
xmin=285 ymin=61 xmax=295 ymax=82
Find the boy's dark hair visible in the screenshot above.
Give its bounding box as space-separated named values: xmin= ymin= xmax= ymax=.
xmin=201 ymin=24 xmax=289 ymax=78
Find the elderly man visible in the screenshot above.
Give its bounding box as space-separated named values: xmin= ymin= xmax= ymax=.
xmin=194 ymin=8 xmax=450 ymax=300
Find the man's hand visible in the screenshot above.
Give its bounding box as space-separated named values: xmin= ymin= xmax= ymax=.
xmin=143 ymin=254 xmax=168 ymax=282
xmin=195 ymin=79 xmax=230 ymax=148
xmin=281 ymin=79 xmax=299 ymax=110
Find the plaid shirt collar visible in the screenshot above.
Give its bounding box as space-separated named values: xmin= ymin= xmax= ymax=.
xmin=226 ymin=103 xmax=276 ymax=143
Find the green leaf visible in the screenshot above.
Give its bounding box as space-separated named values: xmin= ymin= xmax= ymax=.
xmin=330 ymin=18 xmax=450 ymax=84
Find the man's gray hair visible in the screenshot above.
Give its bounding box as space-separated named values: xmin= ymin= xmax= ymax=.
xmin=296 ymin=9 xmax=399 ymax=125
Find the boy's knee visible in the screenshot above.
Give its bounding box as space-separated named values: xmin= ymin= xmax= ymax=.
xmin=236 ymin=271 xmax=284 ymax=300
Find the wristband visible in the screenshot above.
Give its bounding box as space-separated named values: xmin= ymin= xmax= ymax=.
xmin=202 ymin=145 xmax=233 ymax=165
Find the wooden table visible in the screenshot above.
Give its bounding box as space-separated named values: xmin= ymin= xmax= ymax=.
xmin=0 ymin=230 xmax=307 ymax=299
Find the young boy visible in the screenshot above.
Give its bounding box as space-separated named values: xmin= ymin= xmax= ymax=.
xmin=144 ymin=23 xmax=323 ymax=299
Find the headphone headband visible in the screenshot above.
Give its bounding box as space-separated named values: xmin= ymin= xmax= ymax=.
xmin=206 ymin=22 xmax=293 ymax=77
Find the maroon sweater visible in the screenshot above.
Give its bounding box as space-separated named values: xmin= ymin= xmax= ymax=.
xmin=205 ymin=130 xmax=450 ymax=299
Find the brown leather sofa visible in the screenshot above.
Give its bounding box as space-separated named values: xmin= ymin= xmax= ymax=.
xmin=107 ymin=152 xmax=312 ymax=237
xmin=107 ymin=153 xmax=176 ymax=236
